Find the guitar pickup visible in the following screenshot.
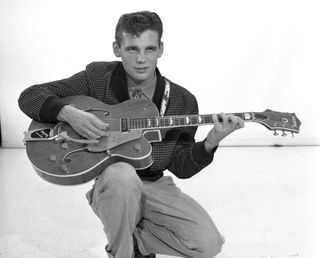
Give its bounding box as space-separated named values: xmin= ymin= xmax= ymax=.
xmin=120 ymin=118 xmax=129 ymax=132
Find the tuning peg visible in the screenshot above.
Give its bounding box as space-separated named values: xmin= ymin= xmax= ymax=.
xmin=282 ymin=131 xmax=287 ymax=137
xmin=273 ymin=130 xmax=279 ymax=136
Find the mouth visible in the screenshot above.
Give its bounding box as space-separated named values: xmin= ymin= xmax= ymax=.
xmin=135 ymin=67 xmax=148 ymax=73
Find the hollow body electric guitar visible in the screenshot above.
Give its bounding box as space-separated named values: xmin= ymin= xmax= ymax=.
xmin=24 ymin=96 xmax=301 ymax=185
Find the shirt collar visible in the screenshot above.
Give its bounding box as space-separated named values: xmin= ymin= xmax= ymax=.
xmin=110 ymin=62 xmax=165 ymax=111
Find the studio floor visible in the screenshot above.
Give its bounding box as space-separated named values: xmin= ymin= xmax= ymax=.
xmin=0 ymin=146 xmax=319 ymax=258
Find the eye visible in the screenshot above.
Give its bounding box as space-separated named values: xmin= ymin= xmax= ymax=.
xmin=146 ymin=47 xmax=157 ymax=52
xmin=126 ymin=47 xmax=137 ymax=53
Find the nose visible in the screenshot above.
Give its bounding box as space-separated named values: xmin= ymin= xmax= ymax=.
xmin=136 ymin=51 xmax=146 ymax=63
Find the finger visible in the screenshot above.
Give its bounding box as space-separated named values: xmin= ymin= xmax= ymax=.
xmin=88 ymin=116 xmax=110 ymax=136
xmin=81 ymin=127 xmax=101 ymax=139
xmin=238 ymin=117 xmax=245 ymax=128
xmin=74 ymin=128 xmax=95 ymax=139
xmin=229 ymin=115 xmax=244 ymax=128
xmin=212 ymin=114 xmax=221 ymax=127
xmin=77 ymin=120 xmax=103 ymax=139
xmin=91 ymin=118 xmax=109 ymax=131
xmin=86 ymin=123 xmax=108 ymax=138
xmin=228 ymin=115 xmax=240 ymax=130
xmin=219 ymin=113 xmax=229 ymax=127
xmin=90 ymin=114 xmax=109 ymax=131
xmin=228 ymin=114 xmax=238 ymax=124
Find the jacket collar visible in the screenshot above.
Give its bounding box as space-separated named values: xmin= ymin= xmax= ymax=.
xmin=110 ymin=62 xmax=165 ymax=111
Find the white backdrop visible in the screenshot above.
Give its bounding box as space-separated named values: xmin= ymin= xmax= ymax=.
xmin=0 ymin=0 xmax=319 ymax=147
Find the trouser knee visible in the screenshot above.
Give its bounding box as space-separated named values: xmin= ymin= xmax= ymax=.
xmin=88 ymin=162 xmax=143 ymax=216
xmin=187 ymin=225 xmax=224 ymax=258
xmin=196 ymin=233 xmax=225 ymax=258
xmin=99 ymin=162 xmax=143 ymax=193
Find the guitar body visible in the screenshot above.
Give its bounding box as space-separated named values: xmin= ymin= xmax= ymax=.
xmin=25 ymin=96 xmax=161 ymax=185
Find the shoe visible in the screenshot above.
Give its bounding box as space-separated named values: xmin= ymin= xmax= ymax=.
xmin=105 ymin=244 xmax=156 ymax=258
xmin=134 ymin=252 xmax=156 ymax=258
xmin=134 ymin=241 xmax=156 ymax=258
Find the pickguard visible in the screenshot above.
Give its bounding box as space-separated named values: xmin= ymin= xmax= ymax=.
xmin=87 ymin=130 xmax=143 ymax=152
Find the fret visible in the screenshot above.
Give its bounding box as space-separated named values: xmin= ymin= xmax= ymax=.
xmin=191 ymin=116 xmax=198 ymax=125
xmin=202 ymin=115 xmax=208 ymax=124
xmin=160 ymin=118 xmax=165 ymax=127
xmin=203 ymin=115 xmax=212 ymax=124
xmin=174 ymin=117 xmax=180 ymax=126
xmin=180 ymin=117 xmax=185 ymax=126
xmin=133 ymin=118 xmax=137 ymax=129
xmin=165 ymin=118 xmax=170 ymax=127
xmin=130 ymin=118 xmax=134 ymax=129
xmin=179 ymin=117 xmax=184 ymax=125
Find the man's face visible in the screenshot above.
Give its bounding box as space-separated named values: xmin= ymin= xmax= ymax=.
xmin=113 ymin=30 xmax=163 ymax=84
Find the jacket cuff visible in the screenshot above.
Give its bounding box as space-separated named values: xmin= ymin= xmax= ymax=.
xmin=39 ymin=96 xmax=68 ymax=122
xmin=192 ymin=140 xmax=218 ymax=166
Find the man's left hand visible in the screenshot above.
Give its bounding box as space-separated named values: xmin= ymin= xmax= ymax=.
xmin=204 ymin=113 xmax=244 ymax=152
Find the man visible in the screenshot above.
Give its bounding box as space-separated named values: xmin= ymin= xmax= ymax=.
xmin=19 ymin=11 xmax=244 ymax=258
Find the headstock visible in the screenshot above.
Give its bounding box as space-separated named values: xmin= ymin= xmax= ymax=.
xmin=252 ymin=109 xmax=301 ymax=137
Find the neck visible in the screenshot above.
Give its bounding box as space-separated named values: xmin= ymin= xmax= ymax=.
xmin=126 ymin=112 xmax=254 ymax=131
xmin=126 ymin=72 xmax=157 ymax=90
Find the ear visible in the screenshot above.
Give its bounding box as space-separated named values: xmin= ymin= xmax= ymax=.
xmin=113 ymin=41 xmax=121 ymax=57
xmin=158 ymin=42 xmax=164 ymax=58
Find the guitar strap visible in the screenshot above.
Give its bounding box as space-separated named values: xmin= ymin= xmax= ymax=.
xmin=160 ymin=78 xmax=170 ymax=116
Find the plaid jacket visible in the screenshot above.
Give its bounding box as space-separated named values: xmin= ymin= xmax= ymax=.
xmin=18 ymin=61 xmax=216 ymax=180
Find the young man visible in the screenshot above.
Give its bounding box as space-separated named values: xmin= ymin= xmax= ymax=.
xmin=19 ymin=11 xmax=244 ymax=258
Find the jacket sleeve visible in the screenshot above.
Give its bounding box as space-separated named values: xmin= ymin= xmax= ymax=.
xmin=167 ymin=95 xmax=218 ymax=179
xmin=18 ymin=69 xmax=91 ymax=122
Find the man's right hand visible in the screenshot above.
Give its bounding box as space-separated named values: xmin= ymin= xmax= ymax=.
xmin=57 ymin=105 xmax=109 ymax=139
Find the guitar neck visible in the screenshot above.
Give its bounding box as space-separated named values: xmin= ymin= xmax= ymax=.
xmin=127 ymin=112 xmax=254 ymax=131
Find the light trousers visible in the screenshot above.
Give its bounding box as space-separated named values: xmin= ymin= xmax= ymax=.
xmin=86 ymin=162 xmax=224 ymax=258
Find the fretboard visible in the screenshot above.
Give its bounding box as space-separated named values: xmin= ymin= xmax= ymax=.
xmin=122 ymin=112 xmax=254 ymax=131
